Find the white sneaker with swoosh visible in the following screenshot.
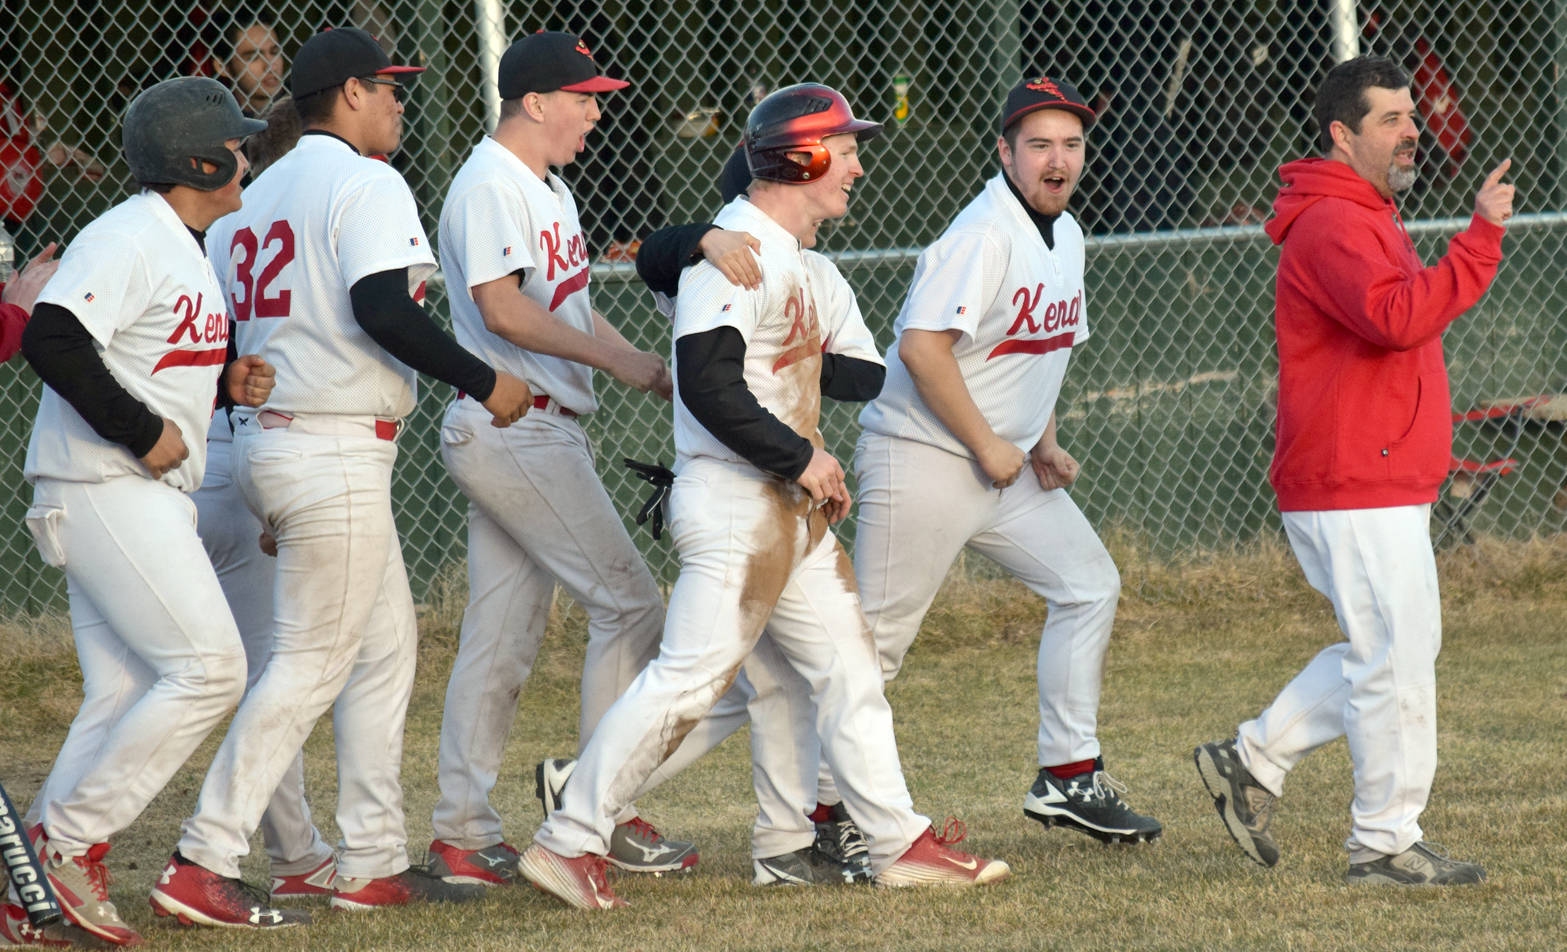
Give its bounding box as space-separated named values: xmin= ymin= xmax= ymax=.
xmin=876 ymin=822 xmax=1010 ymax=888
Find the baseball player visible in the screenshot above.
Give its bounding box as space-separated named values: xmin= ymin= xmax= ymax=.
xmin=152 ymin=27 xmax=532 ymax=927
xmin=1 ymin=242 xmax=59 ymax=361
xmin=188 ymin=96 xmax=335 ymax=903
xmin=426 ymin=31 xmax=693 ymax=884
xmin=1195 ymin=56 xmax=1508 ymax=885
xmin=561 ymin=147 xmax=874 ymax=884
xmin=841 ymin=76 xmax=1161 ymax=844
xmin=518 ymin=84 xmax=1009 ymax=910
xmin=15 ymin=77 xmax=271 ymax=946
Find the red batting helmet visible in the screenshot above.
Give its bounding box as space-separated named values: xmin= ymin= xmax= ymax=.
xmin=743 ymin=83 xmax=882 ymax=184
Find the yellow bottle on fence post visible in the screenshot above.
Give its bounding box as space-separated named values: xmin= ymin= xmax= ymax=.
xmin=893 ymin=72 xmax=910 ymax=124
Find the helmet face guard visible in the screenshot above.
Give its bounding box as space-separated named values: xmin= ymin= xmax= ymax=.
xmin=744 ymin=83 xmax=882 ymax=184
xmin=122 ymin=77 xmax=267 ymax=191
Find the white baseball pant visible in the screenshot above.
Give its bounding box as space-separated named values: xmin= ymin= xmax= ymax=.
xmin=635 ymin=638 xmax=823 ymax=859
xmin=534 ymin=459 xmax=930 ymax=872
xmin=1236 ymin=505 xmax=1441 ymax=862
xmin=431 ymin=400 xmax=663 ymax=848
xmin=192 ymin=430 xmax=333 ymax=876
xmin=22 ymin=476 xmax=246 ymax=856
xmin=824 ymin=431 xmax=1119 ymax=809
xmin=177 ymin=415 xmax=418 ymax=880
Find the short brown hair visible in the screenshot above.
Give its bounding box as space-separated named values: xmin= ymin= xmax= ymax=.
xmin=1314 ymin=56 xmax=1411 ymax=152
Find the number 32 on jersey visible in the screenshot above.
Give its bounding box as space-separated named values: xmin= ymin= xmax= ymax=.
xmin=229 ymin=220 xmax=295 ymax=321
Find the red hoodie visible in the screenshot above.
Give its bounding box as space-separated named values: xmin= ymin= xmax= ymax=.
xmin=1264 ymin=158 xmax=1503 ymax=511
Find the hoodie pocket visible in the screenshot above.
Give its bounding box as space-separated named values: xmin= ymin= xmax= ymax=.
xmin=1385 ymin=372 xmax=1450 ymax=480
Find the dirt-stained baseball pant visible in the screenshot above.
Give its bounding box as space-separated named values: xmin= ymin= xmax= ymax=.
xmin=1236 ymin=505 xmax=1440 ymax=862
xmin=432 ymin=401 xmax=664 ymax=847
xmin=22 ymin=476 xmax=247 ymax=855
xmin=177 ymin=417 xmax=418 ymax=880
xmin=819 ymin=431 xmax=1119 ymax=805
xmin=192 ymin=429 xmax=333 ymax=876
xmin=535 ymin=459 xmax=930 ymax=872
xmin=635 ymin=637 xmax=821 ymax=858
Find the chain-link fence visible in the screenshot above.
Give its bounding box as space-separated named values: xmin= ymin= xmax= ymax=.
xmin=2 ymin=1 xmax=1564 ymax=614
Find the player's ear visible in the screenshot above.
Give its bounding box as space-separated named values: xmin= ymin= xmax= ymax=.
xmin=522 ymin=92 xmax=547 ymax=123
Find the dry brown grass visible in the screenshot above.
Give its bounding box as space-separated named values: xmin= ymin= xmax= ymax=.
xmin=2 ymin=540 xmax=1564 ymax=951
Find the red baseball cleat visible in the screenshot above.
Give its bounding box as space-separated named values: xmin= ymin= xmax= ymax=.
xmin=149 ymin=853 xmax=309 ymax=929
xmin=516 ymin=843 xmax=625 ymax=910
xmin=425 ymin=840 xmax=520 ymax=886
xmin=875 ymin=820 xmax=1011 ymax=888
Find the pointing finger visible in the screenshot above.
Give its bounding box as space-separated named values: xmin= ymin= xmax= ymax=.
xmin=1483 ymin=159 xmax=1512 ymax=187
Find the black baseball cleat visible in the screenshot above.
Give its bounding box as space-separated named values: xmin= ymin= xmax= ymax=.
xmin=752 ymin=844 xmax=873 ymax=886
xmin=811 ymin=803 xmax=872 ymax=881
xmin=1023 ymin=759 xmax=1163 ymax=844
xmin=535 ymin=758 xmax=575 ymax=818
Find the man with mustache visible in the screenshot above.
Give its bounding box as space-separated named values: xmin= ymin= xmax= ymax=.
xmin=1195 ymin=55 xmax=1513 ymax=885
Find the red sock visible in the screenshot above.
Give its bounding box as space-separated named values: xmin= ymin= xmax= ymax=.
xmin=807 ymin=803 xmax=835 ymax=824
xmin=1046 ymin=759 xmax=1095 ymax=780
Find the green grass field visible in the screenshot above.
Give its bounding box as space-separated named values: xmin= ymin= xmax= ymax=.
xmin=2 ymin=538 xmax=1563 ymax=951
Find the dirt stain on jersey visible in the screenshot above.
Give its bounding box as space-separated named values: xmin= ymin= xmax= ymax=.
xmin=771 ymin=280 xmax=824 ymax=445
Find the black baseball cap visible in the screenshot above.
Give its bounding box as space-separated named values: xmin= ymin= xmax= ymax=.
xmin=498 ymin=32 xmax=629 ymax=98
xmin=999 ymin=76 xmax=1096 ymax=133
xmin=718 ymin=146 xmax=751 ymax=203
xmin=290 ymin=27 xmax=424 ymax=99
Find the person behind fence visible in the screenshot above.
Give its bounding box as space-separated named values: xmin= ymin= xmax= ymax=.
xmin=207 ymin=8 xmax=285 ymax=118
xmin=13 ymin=76 xmax=270 ymax=948
xmin=424 ymin=30 xmax=694 ymax=887
xmin=518 ymin=82 xmax=1011 ymax=911
xmin=1 ymin=241 xmax=60 ymax=361
xmin=1194 ymin=54 xmax=1513 ymax=886
xmin=152 ymin=27 xmax=532 ymax=929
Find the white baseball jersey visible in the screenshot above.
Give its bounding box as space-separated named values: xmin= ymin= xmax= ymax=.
xmin=859 ymin=173 xmax=1089 ymax=455
xmin=25 ymin=192 xmax=228 ymax=493
xmin=672 ymin=197 xmax=883 ymax=471
xmin=439 ymin=137 xmax=598 ymax=414
xmin=208 ymin=134 xmax=436 ymax=418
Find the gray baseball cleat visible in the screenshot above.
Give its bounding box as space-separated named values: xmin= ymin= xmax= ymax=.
xmin=1194 ymin=738 xmax=1280 ymax=867
xmin=1345 ymin=842 xmax=1485 ymax=886
xmin=753 ymin=844 xmax=872 ymax=886
xmin=607 ymin=817 xmax=699 ymax=874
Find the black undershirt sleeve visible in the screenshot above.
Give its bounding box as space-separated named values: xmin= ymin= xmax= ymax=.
xmin=819 ymin=354 xmax=885 ymax=402
xmin=675 ymin=326 xmax=814 ymax=480
xmin=349 ymin=268 xmax=497 ymax=401
xmin=21 ymin=303 xmax=166 ymax=456
xmin=216 ymin=329 xmax=240 ymax=411
xmin=636 ymin=223 xmax=718 ymax=297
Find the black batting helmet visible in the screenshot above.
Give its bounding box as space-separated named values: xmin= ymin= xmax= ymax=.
xmin=122 ymin=77 xmax=267 ymax=191
xmin=743 ymin=83 xmax=881 ymax=184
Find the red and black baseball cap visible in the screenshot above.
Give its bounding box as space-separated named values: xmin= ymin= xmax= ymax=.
xmin=1000 ymin=76 xmax=1096 ymax=133
xmin=290 ymin=27 xmax=424 ymax=99
xmin=498 ymin=32 xmax=630 ymax=99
